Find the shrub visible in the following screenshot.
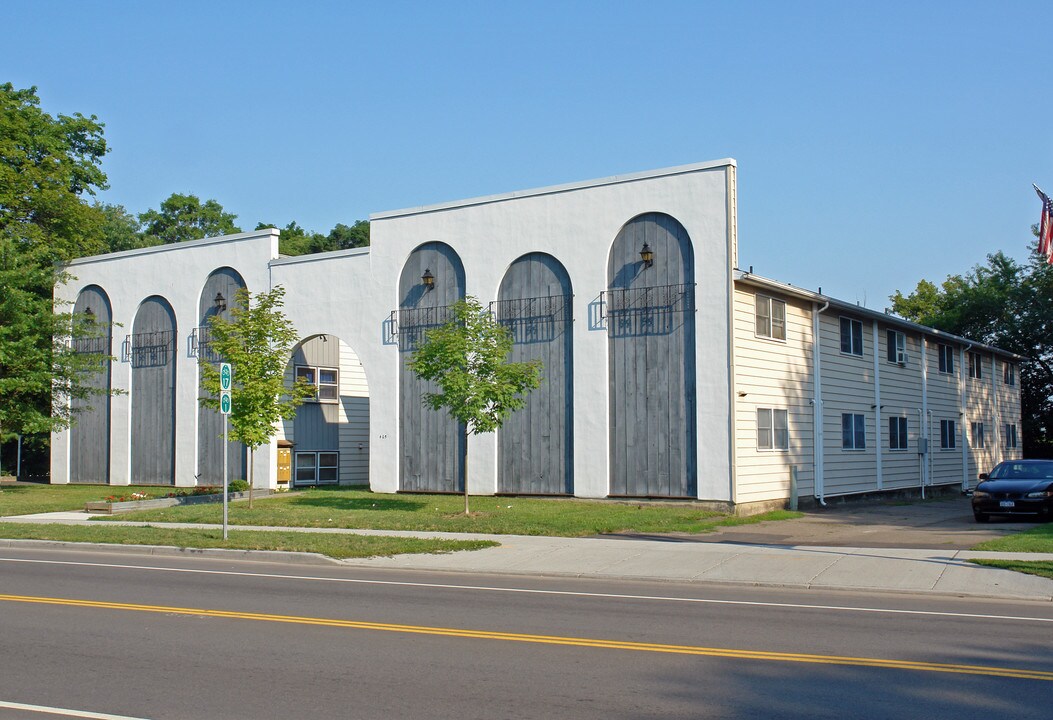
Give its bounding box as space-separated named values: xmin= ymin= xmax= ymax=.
xmin=228 ymin=479 xmax=250 ymax=493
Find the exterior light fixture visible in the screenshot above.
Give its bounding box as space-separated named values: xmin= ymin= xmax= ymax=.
xmin=214 ymin=292 xmax=227 ymax=312
xmin=421 ymin=268 xmax=435 ymax=290
xmin=84 ymin=306 xmax=94 ymax=319
xmin=640 ymin=243 xmax=654 ymax=268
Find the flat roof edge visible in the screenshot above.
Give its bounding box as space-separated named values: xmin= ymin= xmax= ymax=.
xmin=370 ymin=159 xmax=737 ymax=221
xmin=65 ymin=228 xmax=280 ymax=266
xmin=270 ymin=246 xmax=370 ymax=267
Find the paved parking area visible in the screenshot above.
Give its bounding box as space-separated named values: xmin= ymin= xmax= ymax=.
xmin=607 ymin=495 xmax=1045 ymax=550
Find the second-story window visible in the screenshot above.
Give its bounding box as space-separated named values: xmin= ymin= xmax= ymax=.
xmin=968 ymin=351 xmax=982 ymax=379
xmin=755 ymin=295 xmax=786 ymax=341
xmin=938 ymin=343 xmax=955 ymax=374
xmin=296 ymin=365 xmax=339 ymax=401
xmin=840 ymin=317 xmax=863 ymax=356
xmin=886 ymin=329 xmax=907 ymax=364
xmin=1003 ymin=361 xmax=1016 ymax=386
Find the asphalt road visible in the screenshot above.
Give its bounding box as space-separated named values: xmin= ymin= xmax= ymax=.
xmin=1 ymin=545 xmax=1052 ymax=720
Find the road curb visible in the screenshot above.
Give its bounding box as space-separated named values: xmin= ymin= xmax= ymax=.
xmin=0 ymin=538 xmax=342 ymax=566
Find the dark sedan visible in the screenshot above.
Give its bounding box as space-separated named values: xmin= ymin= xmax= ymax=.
xmin=972 ymin=460 xmax=1053 ymax=522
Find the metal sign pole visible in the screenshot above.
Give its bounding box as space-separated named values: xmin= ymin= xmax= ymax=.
xmin=222 ymin=415 xmax=229 ymax=540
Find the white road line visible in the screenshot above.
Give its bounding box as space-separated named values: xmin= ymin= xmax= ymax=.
xmin=0 ymin=700 xmax=150 ymax=719
xmin=1 ymin=555 xmax=1051 ymax=624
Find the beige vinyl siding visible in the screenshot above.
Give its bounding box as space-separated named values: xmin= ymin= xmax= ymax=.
xmin=924 ymin=338 xmax=960 ymax=487
xmin=818 ymin=312 xmax=875 ymax=495
xmin=995 ymin=356 xmax=1023 ymax=462
xmin=877 ymin=327 xmax=924 ymax=490
xmin=339 ymin=342 xmax=370 ymax=484
xmin=732 ymin=285 xmax=814 ymax=502
xmin=964 ymin=352 xmax=996 ymax=482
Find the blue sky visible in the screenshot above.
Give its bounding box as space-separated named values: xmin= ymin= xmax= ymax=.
xmin=4 ymin=1 xmax=1051 ymax=307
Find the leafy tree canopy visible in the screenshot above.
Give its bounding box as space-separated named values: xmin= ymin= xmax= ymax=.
xmin=891 ymin=246 xmax=1053 ymax=456
xmin=139 ymin=192 xmax=241 ymax=245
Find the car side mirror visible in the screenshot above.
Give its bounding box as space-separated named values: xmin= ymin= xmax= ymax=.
xmin=978 ymin=473 xmax=989 ymax=481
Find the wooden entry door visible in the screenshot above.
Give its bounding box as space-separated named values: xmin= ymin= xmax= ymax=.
xmin=277 ymin=448 xmax=292 ymax=486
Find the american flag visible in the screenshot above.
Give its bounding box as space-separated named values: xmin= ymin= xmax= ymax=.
xmin=1034 ymin=184 xmax=1053 ymax=264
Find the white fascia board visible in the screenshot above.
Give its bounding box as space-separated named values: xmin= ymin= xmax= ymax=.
xmin=370 ymin=159 xmax=738 ymax=221
xmin=65 ymin=228 xmax=281 ymax=267
xmin=734 ymin=271 xmax=1026 ymax=362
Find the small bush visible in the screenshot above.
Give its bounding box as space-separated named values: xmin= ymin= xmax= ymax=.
xmin=228 ymin=479 xmax=250 ymax=493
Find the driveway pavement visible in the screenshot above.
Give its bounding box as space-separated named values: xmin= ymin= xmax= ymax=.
xmin=604 ymin=495 xmax=1044 ymax=550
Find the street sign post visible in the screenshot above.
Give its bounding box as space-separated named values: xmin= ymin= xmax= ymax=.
xmin=220 ymin=363 xmax=232 ymax=540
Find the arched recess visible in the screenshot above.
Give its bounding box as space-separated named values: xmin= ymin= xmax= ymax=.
xmin=606 ymin=213 xmax=697 ymax=497
xmin=280 ymin=334 xmax=370 ymax=487
xmin=196 ymin=267 xmax=247 ymax=485
xmin=398 ymin=242 xmax=466 ymax=492
xmin=131 ymin=296 xmax=177 ymax=485
xmin=495 ymin=253 xmax=573 ymax=494
xmin=70 ymin=286 xmax=112 ymax=484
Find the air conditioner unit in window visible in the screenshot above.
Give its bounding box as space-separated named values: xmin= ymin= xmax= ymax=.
xmin=896 ymin=350 xmax=909 ymax=365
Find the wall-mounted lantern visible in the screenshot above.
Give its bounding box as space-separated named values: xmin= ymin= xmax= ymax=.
xmin=84 ymin=306 xmax=94 ymax=320
xmin=421 ymin=268 xmax=435 ymax=290
xmin=640 ymin=242 xmax=654 ymax=268
xmin=214 ymin=292 xmax=227 ymax=312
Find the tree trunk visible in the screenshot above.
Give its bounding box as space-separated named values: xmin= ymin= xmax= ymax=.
xmin=463 ymin=427 xmax=469 ymax=516
xmin=249 ymin=446 xmax=255 ymax=509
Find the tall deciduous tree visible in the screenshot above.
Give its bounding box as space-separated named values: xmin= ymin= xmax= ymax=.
xmin=0 ymin=83 xmax=114 ymax=449
xmin=409 ymin=297 xmax=542 ymax=514
xmin=891 ymin=245 xmax=1053 ymax=457
xmin=198 ymin=286 xmax=313 ymax=506
xmin=139 ymin=193 xmax=241 ymax=245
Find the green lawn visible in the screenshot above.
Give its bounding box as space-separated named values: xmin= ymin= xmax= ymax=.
xmin=969 ymin=523 xmax=1053 ymax=580
xmin=0 ymin=522 xmax=496 ymax=559
xmin=100 ymin=485 xmax=801 ymax=537
xmin=0 ymin=483 xmax=162 ymax=517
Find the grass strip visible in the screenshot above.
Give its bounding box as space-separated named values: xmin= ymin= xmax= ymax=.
xmin=970 ymin=559 xmax=1053 ymax=581
xmin=0 ymin=484 xmax=163 ymax=516
xmin=0 ymin=522 xmax=497 ymax=559
xmin=971 ymin=523 xmax=1053 ymax=553
xmin=99 ymin=486 xmax=802 ymax=537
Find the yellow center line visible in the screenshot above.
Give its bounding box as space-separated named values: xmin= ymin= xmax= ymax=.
xmin=4 ymin=593 xmax=1051 ymax=681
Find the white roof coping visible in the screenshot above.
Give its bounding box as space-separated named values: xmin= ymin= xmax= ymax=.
xmin=269 ymin=246 xmax=370 ymax=267
xmin=65 ymin=228 xmax=280 ymax=266
xmin=734 ymin=270 xmax=1027 ymax=361
xmin=370 ymin=159 xmax=737 ymax=221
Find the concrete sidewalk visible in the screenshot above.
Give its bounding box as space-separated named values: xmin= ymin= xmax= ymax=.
xmin=4 ymin=510 xmax=1053 ymax=601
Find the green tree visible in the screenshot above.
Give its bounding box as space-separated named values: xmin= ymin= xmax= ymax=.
xmin=408 ymin=297 xmax=542 ymax=514
xmin=198 ymin=286 xmax=313 ymax=506
xmin=0 ymin=83 xmax=114 ymax=452
xmin=320 ymin=220 xmax=370 ymax=251
xmin=255 ymin=221 xmax=323 ymax=257
xmin=139 ymin=193 xmax=241 ymax=245
xmin=891 ymin=245 xmax=1053 ymax=457
xmin=97 ymin=202 xmax=156 ymax=253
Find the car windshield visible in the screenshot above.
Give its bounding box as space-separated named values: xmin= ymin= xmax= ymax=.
xmin=989 ymin=462 xmax=1053 ymax=480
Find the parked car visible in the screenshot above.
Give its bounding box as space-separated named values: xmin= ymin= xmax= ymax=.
xmin=972 ymin=460 xmax=1053 ymax=522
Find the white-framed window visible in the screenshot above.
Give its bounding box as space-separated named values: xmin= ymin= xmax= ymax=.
xmin=940 ymin=419 xmax=956 ymax=450
xmin=886 ymin=329 xmax=907 ymax=364
xmin=889 ymin=416 xmax=908 ymax=450
xmin=295 ymin=451 xmax=339 ymax=485
xmin=1003 ymin=361 xmax=1016 ymax=386
xmin=971 ymin=421 xmax=985 ymax=449
xmin=842 ymin=413 xmax=866 ymax=450
xmin=757 ymin=408 xmax=789 ymax=451
xmin=755 ymin=295 xmax=786 ymax=341
xmin=1005 ymin=423 xmax=1018 ymax=449
xmin=296 ymin=364 xmax=339 ymax=402
xmin=840 ymin=317 xmax=863 ymax=356
xmin=937 ymin=343 xmax=954 ymax=374
xmin=968 ymin=351 xmax=982 ymax=379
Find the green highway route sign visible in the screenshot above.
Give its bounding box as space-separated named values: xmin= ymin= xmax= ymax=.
xmin=220 ymin=363 xmax=232 ymax=415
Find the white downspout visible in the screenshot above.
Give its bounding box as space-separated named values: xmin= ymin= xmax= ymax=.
xmin=872 ymin=321 xmax=882 ymax=491
xmin=920 ymin=338 xmax=928 ymax=497
xmin=813 ymin=300 xmax=830 ymax=506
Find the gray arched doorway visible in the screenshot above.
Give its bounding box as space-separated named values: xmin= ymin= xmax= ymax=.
xmin=397 ymin=242 xmax=466 ymax=492
xmin=606 ymin=213 xmax=697 ymax=497
xmin=196 ymin=268 xmax=247 ymax=485
xmin=495 ymin=253 xmax=573 ymax=494
xmin=70 ymin=285 xmax=112 ymax=484
xmin=130 ymin=296 xmax=177 ymax=485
